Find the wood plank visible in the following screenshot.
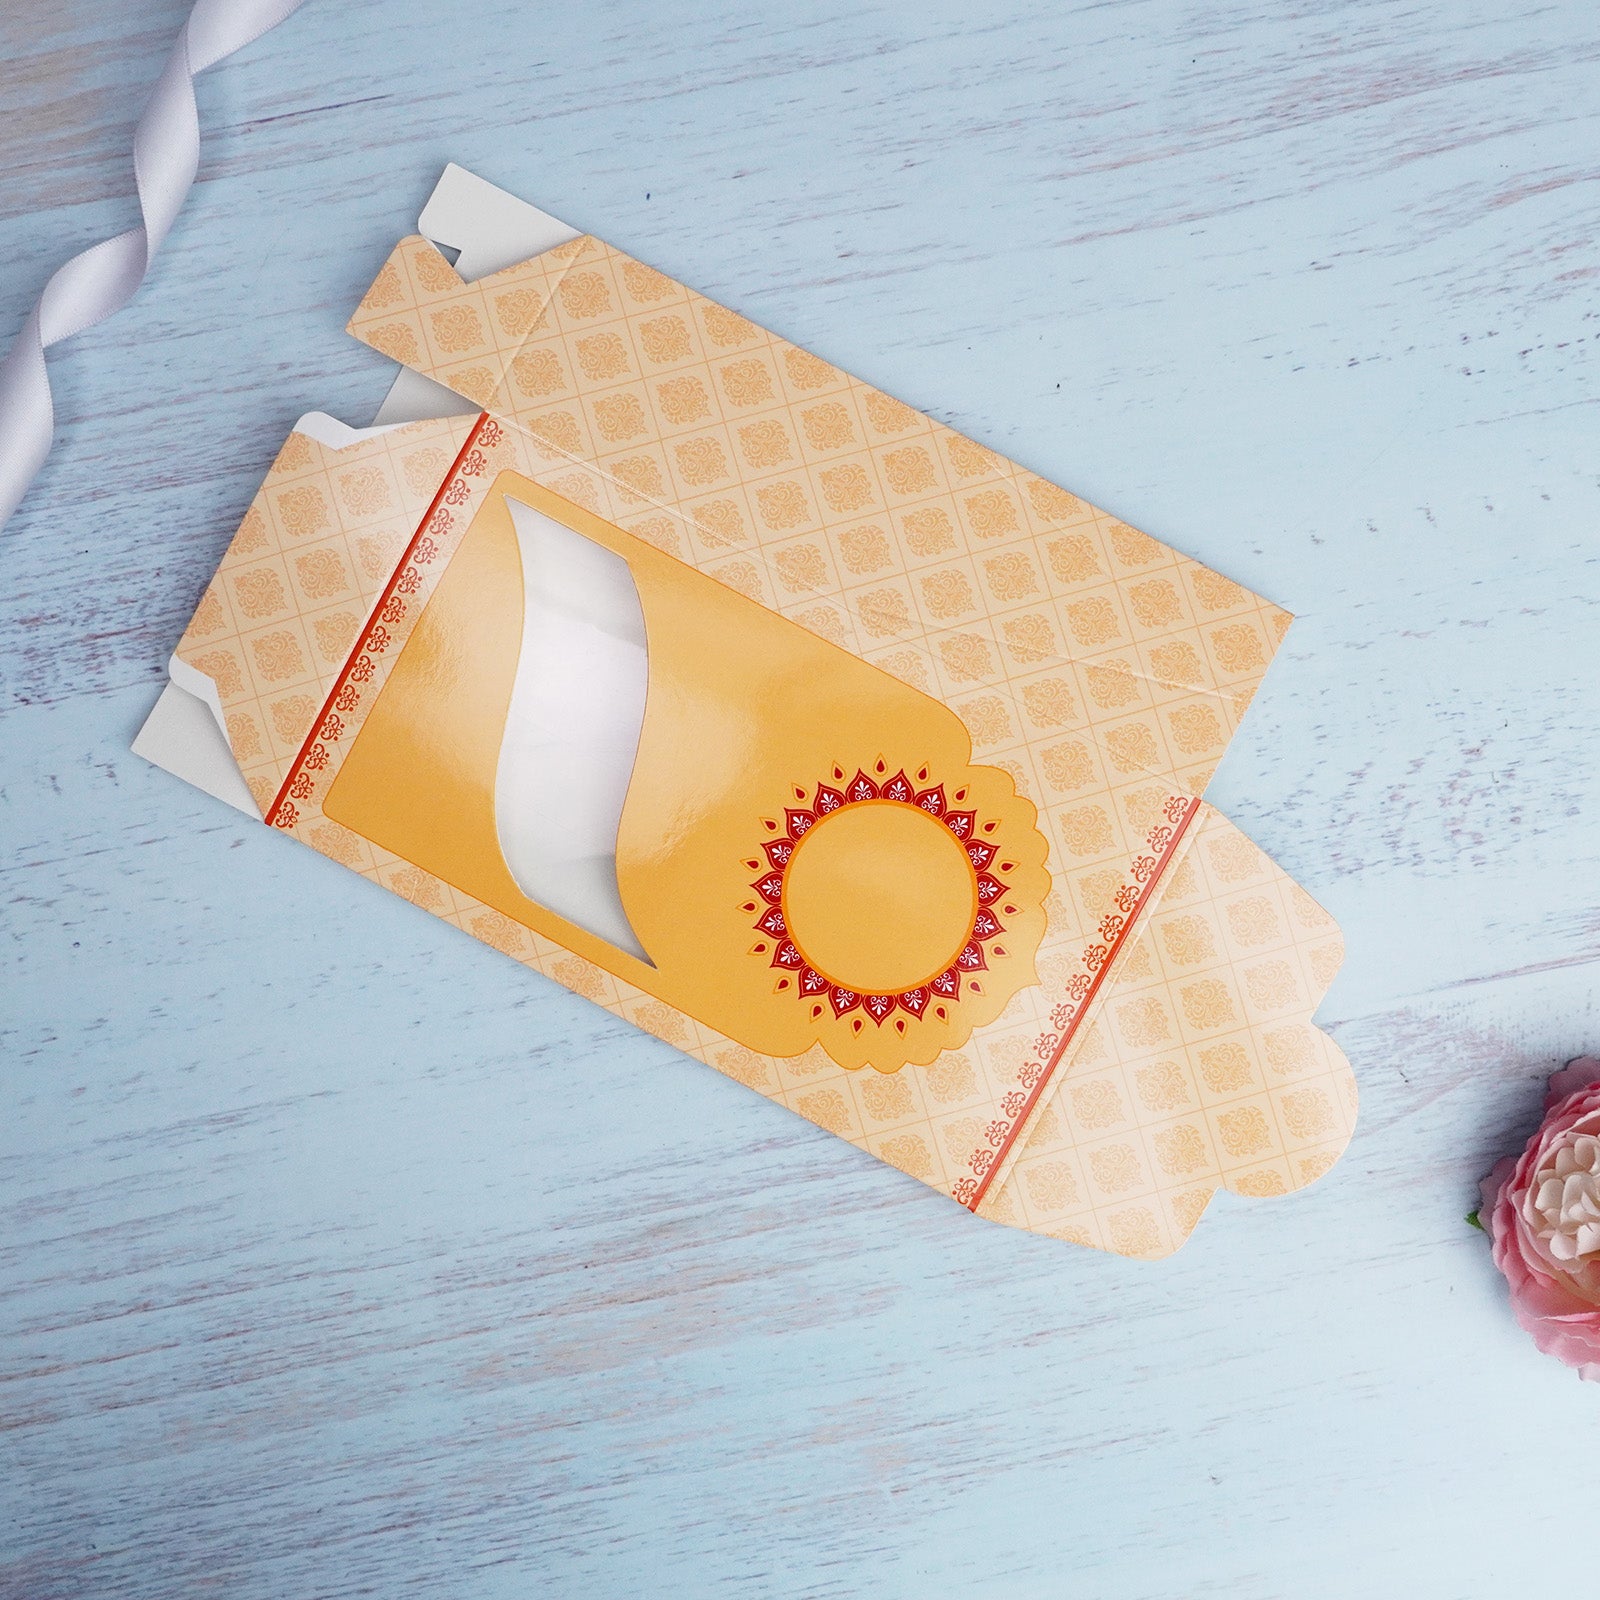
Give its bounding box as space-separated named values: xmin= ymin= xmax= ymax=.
xmin=4 ymin=2 xmax=1599 ymax=1593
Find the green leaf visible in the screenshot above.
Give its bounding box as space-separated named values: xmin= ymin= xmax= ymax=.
xmin=1465 ymin=1209 xmax=1484 ymax=1231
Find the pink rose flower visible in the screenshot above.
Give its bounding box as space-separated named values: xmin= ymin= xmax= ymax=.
xmin=1480 ymin=1057 xmax=1600 ymax=1380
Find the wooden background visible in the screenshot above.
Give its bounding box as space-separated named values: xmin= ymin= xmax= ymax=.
xmin=4 ymin=1 xmax=1599 ymax=1594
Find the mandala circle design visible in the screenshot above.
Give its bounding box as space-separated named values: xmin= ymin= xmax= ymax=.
xmin=744 ymin=759 xmax=1021 ymax=1040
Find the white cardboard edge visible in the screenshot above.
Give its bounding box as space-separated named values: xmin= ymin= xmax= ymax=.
xmin=294 ymin=411 xmax=414 ymax=449
xmin=419 ymin=162 xmax=580 ymax=280
xmin=131 ymin=682 xmax=259 ymax=816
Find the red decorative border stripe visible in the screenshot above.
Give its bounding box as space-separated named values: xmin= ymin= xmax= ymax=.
xmin=263 ymin=412 xmax=492 ymax=829
xmin=960 ymin=794 xmax=1202 ymax=1211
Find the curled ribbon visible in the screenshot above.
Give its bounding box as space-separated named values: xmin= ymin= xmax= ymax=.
xmin=0 ymin=0 xmax=309 ymax=532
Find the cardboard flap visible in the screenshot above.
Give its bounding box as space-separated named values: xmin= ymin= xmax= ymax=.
xmin=174 ymin=413 xmax=484 ymax=817
xmin=981 ymin=802 xmax=1353 ymax=1257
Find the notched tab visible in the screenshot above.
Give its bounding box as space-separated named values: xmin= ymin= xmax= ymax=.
xmin=347 ymin=231 xmax=602 ymax=412
xmin=977 ymin=803 xmax=1355 ymax=1258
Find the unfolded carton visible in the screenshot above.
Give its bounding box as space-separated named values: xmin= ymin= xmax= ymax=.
xmin=138 ymin=166 xmax=1355 ymax=1257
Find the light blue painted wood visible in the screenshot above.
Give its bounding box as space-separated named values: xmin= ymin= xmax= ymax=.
xmin=3 ymin=2 xmax=1599 ymax=1594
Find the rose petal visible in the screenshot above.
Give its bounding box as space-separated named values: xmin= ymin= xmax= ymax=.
xmin=1546 ymin=1057 xmax=1600 ymax=1110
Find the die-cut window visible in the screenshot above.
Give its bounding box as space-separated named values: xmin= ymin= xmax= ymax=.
xmin=496 ymin=497 xmax=653 ymax=964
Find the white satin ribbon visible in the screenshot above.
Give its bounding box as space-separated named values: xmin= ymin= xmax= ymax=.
xmin=0 ymin=0 xmax=309 ymax=531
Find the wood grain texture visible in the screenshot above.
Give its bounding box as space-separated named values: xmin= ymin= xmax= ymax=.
xmin=3 ymin=2 xmax=1599 ymax=1595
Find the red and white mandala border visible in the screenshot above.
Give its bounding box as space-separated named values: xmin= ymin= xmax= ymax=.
xmin=744 ymin=759 xmax=1020 ymax=1039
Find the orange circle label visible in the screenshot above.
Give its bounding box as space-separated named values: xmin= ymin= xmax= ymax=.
xmin=781 ymin=799 xmax=978 ymax=994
